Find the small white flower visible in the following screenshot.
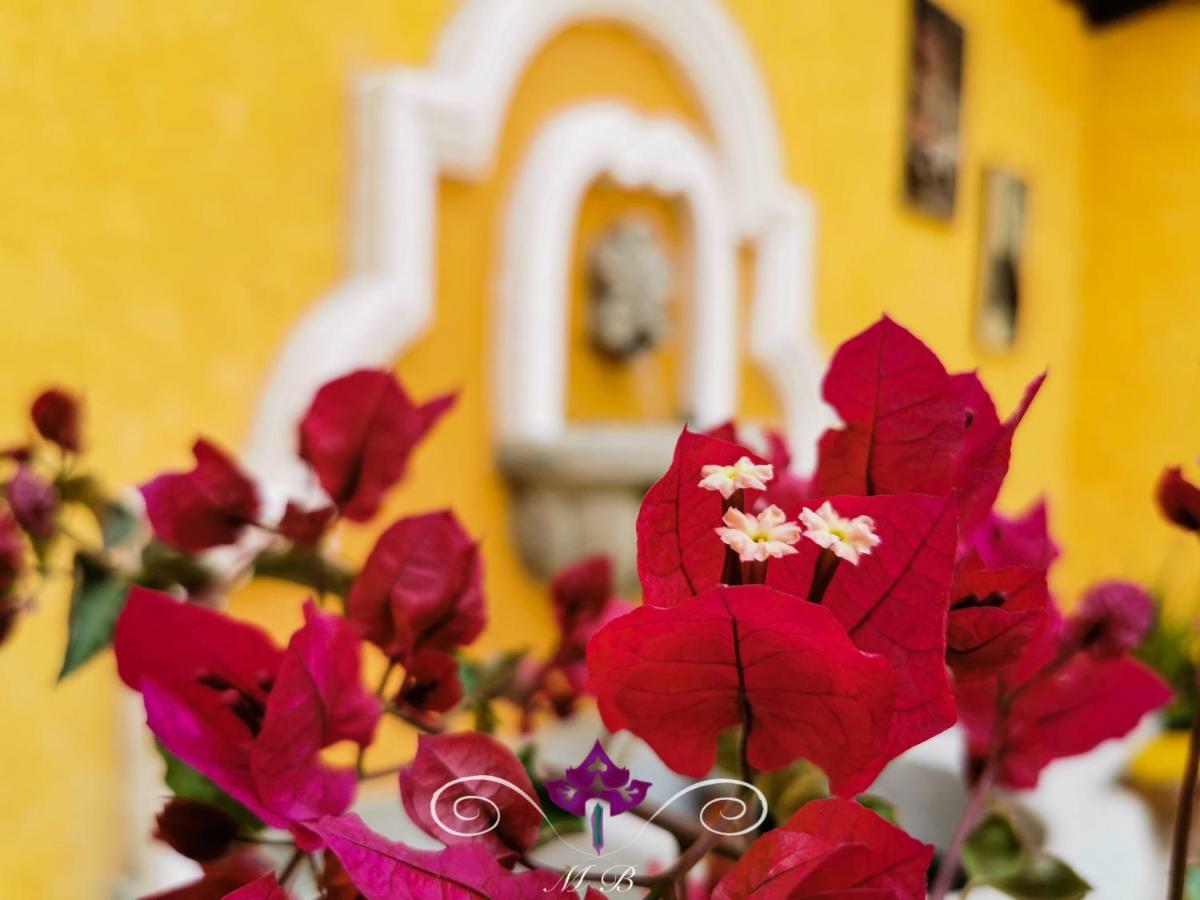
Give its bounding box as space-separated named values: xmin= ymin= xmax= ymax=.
xmin=798 ymin=501 xmax=881 ymax=565
xmin=716 ymin=505 xmax=801 ymax=562
xmin=698 ymin=456 xmax=774 ymax=499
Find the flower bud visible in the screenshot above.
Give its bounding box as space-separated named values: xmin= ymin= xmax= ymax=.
xmin=1070 ymin=580 xmax=1153 ymax=659
xmin=0 ymin=512 xmax=24 ymax=597
xmin=7 ymin=467 xmax=57 ymax=540
xmin=395 ymin=649 xmax=462 ymax=715
xmin=31 ymin=388 xmax=82 ymax=453
xmin=1157 ymin=466 xmax=1200 ymax=533
xmin=154 ymin=798 xmax=240 ymax=862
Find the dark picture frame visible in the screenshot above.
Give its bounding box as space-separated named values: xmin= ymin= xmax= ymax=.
xmin=904 ymin=0 xmax=965 ymax=219
xmin=974 ymin=169 xmax=1029 ymax=351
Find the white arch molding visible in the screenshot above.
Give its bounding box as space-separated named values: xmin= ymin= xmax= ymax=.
xmin=497 ymin=103 xmax=738 ymax=443
xmin=244 ymin=0 xmax=828 ymax=491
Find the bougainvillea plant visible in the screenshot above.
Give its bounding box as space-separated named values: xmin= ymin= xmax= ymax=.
xmin=0 ymin=316 xmax=1178 ymax=899
xmin=1157 ymin=463 xmax=1200 ymax=900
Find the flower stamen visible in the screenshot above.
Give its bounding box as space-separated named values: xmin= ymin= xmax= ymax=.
xmin=798 ymin=501 xmax=881 ymax=565
xmin=716 ymin=505 xmax=801 ymax=563
xmin=699 ymin=457 xmax=774 ymax=500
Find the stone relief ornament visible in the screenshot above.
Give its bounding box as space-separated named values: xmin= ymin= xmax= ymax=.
xmin=586 ymin=222 xmax=671 ymax=360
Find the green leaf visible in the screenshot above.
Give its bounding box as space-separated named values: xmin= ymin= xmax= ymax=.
xmin=58 ymin=552 xmax=130 ymax=680
xmin=99 ymin=501 xmax=138 ymax=548
xmin=138 ymin=540 xmax=212 ymax=594
xmin=252 ymin=546 xmax=354 ymax=599
xmin=458 ymin=649 xmax=528 ymax=733
xmin=963 ymin=812 xmax=1027 ymax=882
xmin=754 ymin=759 xmax=829 ymax=823
xmin=1186 ymin=864 xmax=1200 ymax=900
xmin=156 ymin=742 xmax=263 ymax=832
xmin=990 ymin=853 xmax=1091 ymax=900
xmin=55 ymin=473 xmax=103 ymax=507
xmin=962 ymin=810 xmax=1090 ymax=899
xmin=517 ymin=746 xmax=585 ymax=839
xmin=856 ymin=793 xmax=900 ymax=825
xmin=55 ymin=475 xmax=137 ymax=549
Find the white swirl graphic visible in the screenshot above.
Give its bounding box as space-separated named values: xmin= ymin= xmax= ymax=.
xmin=428 ymin=774 xmax=767 ymax=860
xmin=429 ymin=774 xmax=546 ymax=838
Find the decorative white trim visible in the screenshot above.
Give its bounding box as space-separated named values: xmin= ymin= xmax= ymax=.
xmin=244 ymin=0 xmax=825 ymax=489
xmin=496 ymin=104 xmax=737 ymax=443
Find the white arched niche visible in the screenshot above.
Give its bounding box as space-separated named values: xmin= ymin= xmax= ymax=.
xmin=495 ymin=103 xmax=736 ymax=447
xmin=242 ymin=0 xmax=828 ymax=499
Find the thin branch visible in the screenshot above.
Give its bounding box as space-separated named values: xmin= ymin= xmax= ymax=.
xmin=357 ymin=661 xmax=399 ymax=777
xmin=627 ymin=801 xmax=744 ymax=859
xmin=930 ymin=749 xmax=996 ymax=900
xmin=384 ymin=702 xmax=446 ymax=734
xmin=933 ymin=640 xmax=1078 ymax=900
xmin=278 ymin=848 xmax=306 ymax=887
xmin=358 ymin=763 xmax=406 ymax=782
xmin=1169 ymin=672 xmax=1200 ymax=900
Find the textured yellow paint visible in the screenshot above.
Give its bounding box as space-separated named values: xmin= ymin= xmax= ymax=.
xmin=0 ymin=0 xmax=1195 ymax=894
xmin=1066 ymin=5 xmax=1200 ymax=608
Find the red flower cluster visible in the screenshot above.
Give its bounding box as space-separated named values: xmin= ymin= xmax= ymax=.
xmin=139 ymin=369 xmax=453 ymax=553
xmin=0 ymin=387 xmax=85 ymax=645
xmin=713 ymin=798 xmax=932 ymax=899
xmin=115 ymin=588 xmax=381 ymax=848
xmin=62 ymin=320 xmax=1167 ymax=899
xmin=590 ymin=317 xmax=1050 ymax=795
xmin=952 ymin=507 xmax=1168 ymax=791
xmin=586 ymin=316 xmax=1169 ymax=895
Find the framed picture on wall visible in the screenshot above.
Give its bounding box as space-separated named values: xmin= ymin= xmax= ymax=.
xmin=904 ymin=0 xmax=964 ymax=219
xmin=974 ymin=169 xmax=1028 ymax=351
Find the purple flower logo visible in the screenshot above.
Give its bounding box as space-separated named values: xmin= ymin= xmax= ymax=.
xmin=545 ymin=741 xmax=651 ymax=854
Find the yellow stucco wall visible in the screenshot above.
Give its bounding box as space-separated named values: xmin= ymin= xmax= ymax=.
xmin=1066 ymin=4 xmax=1200 ymax=610
xmin=0 ymin=0 xmax=1195 ymax=895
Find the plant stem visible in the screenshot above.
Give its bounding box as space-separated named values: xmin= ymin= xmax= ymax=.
xmin=357 ymin=661 xmax=399 ymax=776
xmin=384 ymin=703 xmax=446 ymax=734
xmin=643 ymin=829 xmax=724 ymax=899
xmin=932 ymin=640 xmax=1081 ymax=899
xmin=1169 ymin=679 xmax=1200 ymax=900
xmin=375 ymin=660 xmax=397 ymax=697
xmin=358 ymin=763 xmax=406 ymax=781
xmin=278 ymin=848 xmax=305 ymax=886
xmin=522 ymin=797 xmax=739 ymax=897
xmin=807 ymin=548 xmax=840 ymax=604
xmin=931 ymin=746 xmax=997 ymax=900
xmin=627 ymin=802 xmax=744 ymax=859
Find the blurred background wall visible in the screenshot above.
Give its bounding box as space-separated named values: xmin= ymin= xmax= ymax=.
xmin=0 ymin=0 xmax=1197 ymax=895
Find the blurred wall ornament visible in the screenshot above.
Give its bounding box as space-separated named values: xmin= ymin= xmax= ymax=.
xmin=244 ymin=0 xmax=827 ymax=506
xmin=975 ymin=170 xmax=1028 ymax=352
xmin=904 ymin=0 xmax=965 ymax=219
xmin=238 ymin=0 xmax=831 ymax=590
xmin=587 ymin=222 xmax=670 ymax=361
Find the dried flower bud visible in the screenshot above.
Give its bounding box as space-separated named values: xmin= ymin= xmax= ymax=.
xmin=0 ymin=602 xmax=19 ymax=648
xmin=1157 ymin=466 xmax=1200 ymax=533
xmin=8 ymin=467 xmax=57 ymax=540
xmin=277 ymin=501 xmax=336 ymax=547
xmin=154 ymin=798 xmax=241 ymax=862
xmin=395 ymin=649 xmax=462 ymax=715
xmin=31 ymin=388 xmax=82 ymax=453
xmin=0 ymin=513 xmax=24 ymax=597
xmin=1070 ymin=580 xmax=1154 ymax=659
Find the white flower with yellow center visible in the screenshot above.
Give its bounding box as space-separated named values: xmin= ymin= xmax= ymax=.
xmin=698 ymin=456 xmax=774 ymax=499
xmin=798 ymin=501 xmax=881 ymax=565
xmin=716 ymin=505 xmax=801 ymax=562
